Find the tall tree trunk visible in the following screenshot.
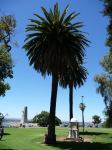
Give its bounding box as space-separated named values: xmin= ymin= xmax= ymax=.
xmin=45 ymin=74 xmax=58 ymax=144
xmin=69 ymin=83 xmax=73 ymax=121
xmin=82 ymin=110 xmax=85 ymax=133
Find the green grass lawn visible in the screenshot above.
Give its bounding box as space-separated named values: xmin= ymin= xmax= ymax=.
xmin=0 ymin=127 xmax=112 ymax=150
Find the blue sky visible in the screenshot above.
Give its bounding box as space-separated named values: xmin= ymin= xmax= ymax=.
xmin=0 ymin=0 xmax=108 ymax=122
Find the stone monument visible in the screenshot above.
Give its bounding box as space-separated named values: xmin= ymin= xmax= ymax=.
xmin=21 ymin=106 xmax=28 ymax=125
xmin=66 ymin=116 xmax=83 ymax=141
xmin=67 ymin=117 xmax=79 ymax=139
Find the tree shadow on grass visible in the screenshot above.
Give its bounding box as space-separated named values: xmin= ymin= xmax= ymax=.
xmin=51 ymin=141 xmax=112 ymax=150
xmin=0 ymin=149 xmax=14 ymax=150
xmin=79 ymin=131 xmax=108 ymax=135
xmin=3 ymin=133 xmax=11 ymax=136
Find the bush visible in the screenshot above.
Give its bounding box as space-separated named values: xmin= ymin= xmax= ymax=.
xmin=32 ymin=111 xmax=61 ymax=127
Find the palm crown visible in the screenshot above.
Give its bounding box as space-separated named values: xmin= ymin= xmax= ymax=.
xmin=23 ymin=3 xmax=88 ymax=77
xmin=59 ymin=64 xmax=87 ymax=88
xmin=79 ymin=102 xmax=86 ymax=111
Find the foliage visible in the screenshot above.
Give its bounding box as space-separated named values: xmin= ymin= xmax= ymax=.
xmin=32 ymin=111 xmax=61 ymax=127
xmin=79 ymin=102 xmax=86 ymax=111
xmin=0 ymin=46 xmax=13 ymax=96
xmin=94 ymin=0 xmax=112 ymax=127
xmin=0 ymin=81 xmax=10 ymax=96
xmin=92 ymin=115 xmax=101 ymax=125
xmin=102 ymin=0 xmax=112 ymax=49
xmin=94 ymin=48 xmax=112 ymax=128
xmin=100 ymin=51 xmax=112 ymax=74
xmin=23 ymin=3 xmax=88 ymax=77
xmin=0 ymin=15 xmax=16 ymax=96
xmin=0 ymin=46 xmax=13 ymax=80
xmin=102 ymin=0 xmax=112 ymax=16
xmin=79 ymin=102 xmax=86 ymax=132
xmin=59 ymin=64 xmax=87 ymax=88
xmin=103 ymin=106 xmax=112 ymax=127
xmin=0 ymin=15 xmax=16 ymax=51
xmin=94 ymin=74 xmax=112 ymax=108
xmin=103 ymin=118 xmax=112 ymax=128
xmin=94 ymin=41 xmax=112 ymax=110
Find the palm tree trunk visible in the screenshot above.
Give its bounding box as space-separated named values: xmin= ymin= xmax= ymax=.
xmin=82 ymin=110 xmax=85 ymax=133
xmin=68 ymin=83 xmax=74 ymax=138
xmin=69 ymin=83 xmax=73 ymax=121
xmin=45 ymin=74 xmax=58 ymax=144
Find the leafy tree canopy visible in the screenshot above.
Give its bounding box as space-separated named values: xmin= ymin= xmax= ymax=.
xmin=0 ymin=45 xmax=13 ymax=80
xmin=100 ymin=51 xmax=112 ymax=74
xmin=102 ymin=0 xmax=112 ymax=16
xmin=32 ymin=111 xmax=61 ymax=127
xmin=0 ymin=15 xmax=16 ymax=96
xmin=94 ymin=74 xmax=112 ymax=109
xmin=0 ymin=15 xmax=16 ymax=51
xmin=0 ymin=81 xmax=10 ymax=96
xmin=94 ymin=0 xmax=112 ymax=128
xmin=0 ymin=45 xmax=13 ymax=96
xmin=92 ymin=115 xmax=101 ymax=125
xmin=101 ymin=0 xmax=112 ymax=49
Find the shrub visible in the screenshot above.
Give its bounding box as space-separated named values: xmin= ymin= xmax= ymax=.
xmin=32 ymin=111 xmax=61 ymax=127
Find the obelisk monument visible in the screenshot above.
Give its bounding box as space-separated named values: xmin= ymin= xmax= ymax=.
xmin=21 ymin=106 xmax=28 ymax=124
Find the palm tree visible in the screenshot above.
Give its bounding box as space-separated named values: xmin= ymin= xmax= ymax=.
xmin=23 ymin=3 xmax=88 ymax=144
xmin=59 ymin=64 xmax=87 ymax=121
xmin=79 ymin=97 xmax=86 ymax=133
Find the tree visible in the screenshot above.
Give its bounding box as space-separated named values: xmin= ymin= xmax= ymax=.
xmin=23 ymin=3 xmax=88 ymax=144
xmin=59 ymin=65 xmax=87 ymax=121
xmin=94 ymin=74 xmax=112 ymax=109
xmin=94 ymin=60 xmax=112 ymax=127
xmin=0 ymin=15 xmax=16 ymax=51
xmin=101 ymin=0 xmax=112 ymax=127
xmin=0 ymin=46 xmax=13 ymax=96
xmin=94 ymin=0 xmax=112 ymax=127
xmin=92 ymin=115 xmax=101 ymax=126
xmin=103 ymin=105 xmax=112 ymax=127
xmin=100 ymin=51 xmax=112 ymax=74
xmin=0 ymin=81 xmax=10 ymax=96
xmin=0 ymin=15 xmax=16 ymax=96
xmin=79 ymin=99 xmax=86 ymax=132
xmin=0 ymin=113 xmax=4 ymax=126
xmin=32 ymin=111 xmax=61 ymax=127
xmin=101 ymin=0 xmax=112 ymax=49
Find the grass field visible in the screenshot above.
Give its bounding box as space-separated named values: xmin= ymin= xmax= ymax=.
xmin=0 ymin=127 xmax=112 ymax=150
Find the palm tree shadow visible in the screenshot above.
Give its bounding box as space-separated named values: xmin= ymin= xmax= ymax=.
xmin=79 ymin=131 xmax=108 ymax=135
xmin=50 ymin=141 xmax=112 ymax=150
